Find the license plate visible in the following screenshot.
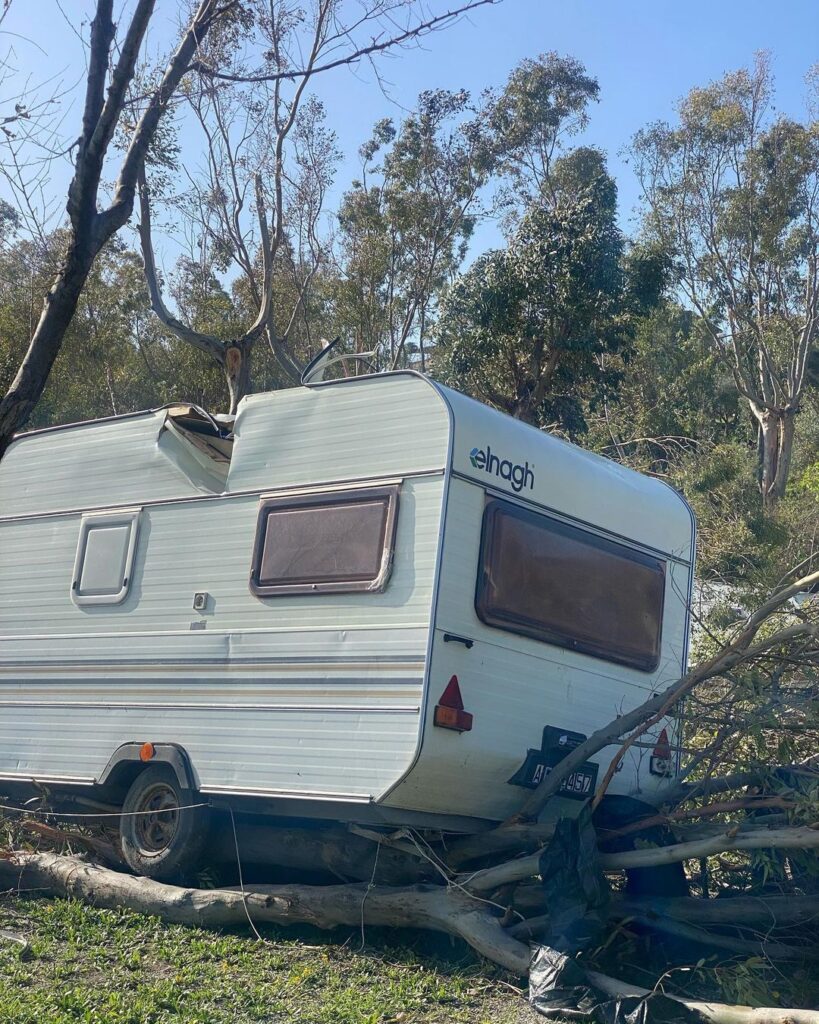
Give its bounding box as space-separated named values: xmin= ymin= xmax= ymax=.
xmin=509 ymin=750 xmax=598 ymax=799
xmin=533 ymin=762 xmax=597 ymax=797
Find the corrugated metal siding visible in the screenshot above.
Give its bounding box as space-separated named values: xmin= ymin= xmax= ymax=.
xmin=0 ymin=478 xmax=441 ymax=635
xmin=384 ymin=477 xmax=694 ymax=821
xmin=0 ymin=412 xmax=217 ymax=517
xmin=228 ymin=376 xmax=449 ymax=492
xmin=0 ymin=376 xmax=451 ymax=802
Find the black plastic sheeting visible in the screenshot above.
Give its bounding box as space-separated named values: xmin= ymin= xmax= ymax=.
xmin=529 ymin=946 xmax=703 ymax=1024
xmin=536 ymin=804 xmax=610 ymax=954
xmin=529 ymin=806 xmax=703 ymax=1023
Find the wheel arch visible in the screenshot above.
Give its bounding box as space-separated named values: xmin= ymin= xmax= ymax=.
xmin=98 ymin=742 xmax=198 ymax=795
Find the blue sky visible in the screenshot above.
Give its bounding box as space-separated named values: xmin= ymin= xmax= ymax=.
xmin=2 ymin=0 xmax=818 ymax=261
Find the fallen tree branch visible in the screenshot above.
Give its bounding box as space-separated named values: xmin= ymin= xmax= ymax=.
xmin=586 ymin=969 xmax=819 ymax=1024
xmin=659 ymin=766 xmax=819 ymax=810
xmin=600 ymin=825 xmax=819 ymax=870
xmin=612 ymin=893 xmax=819 ymax=927
xmin=619 ymin=912 xmax=818 ymax=961
xmin=505 ymin=569 xmax=819 ymax=824
xmin=17 ymin=820 xmax=124 ymax=869
xmin=0 ymin=851 xmax=529 ymax=974
xmin=464 ymin=825 xmax=819 ymax=890
xmin=598 ymin=796 xmax=796 ymax=842
xmin=444 ymin=824 xmax=556 ymax=868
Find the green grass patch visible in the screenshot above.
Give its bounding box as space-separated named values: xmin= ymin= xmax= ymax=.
xmin=0 ymin=896 xmax=532 ymax=1024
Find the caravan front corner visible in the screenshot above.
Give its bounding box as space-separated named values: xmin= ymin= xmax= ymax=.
xmin=0 ymin=372 xmax=695 ymax=877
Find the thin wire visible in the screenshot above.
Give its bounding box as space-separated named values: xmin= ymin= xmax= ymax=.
xmin=402 ymin=829 xmax=523 ymax=921
xmin=359 ymin=839 xmax=380 ymax=950
xmin=0 ymin=800 xmax=208 ymax=820
xmin=228 ymin=805 xmax=265 ymax=943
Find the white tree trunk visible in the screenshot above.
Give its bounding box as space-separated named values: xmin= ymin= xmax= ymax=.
xmin=0 ymin=852 xmax=529 ymax=974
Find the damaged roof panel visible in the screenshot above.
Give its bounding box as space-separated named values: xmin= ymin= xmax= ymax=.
xmin=0 ymin=405 xmax=234 ymax=518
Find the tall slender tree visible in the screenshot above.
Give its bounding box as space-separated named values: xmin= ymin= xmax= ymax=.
xmin=0 ymin=0 xmax=231 ymax=455
xmin=632 ymin=55 xmax=819 ymax=509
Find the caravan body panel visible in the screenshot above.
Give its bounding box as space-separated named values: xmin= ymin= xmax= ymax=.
xmin=0 ymin=376 xmax=449 ymax=804
xmin=0 ymin=373 xmax=695 ymax=825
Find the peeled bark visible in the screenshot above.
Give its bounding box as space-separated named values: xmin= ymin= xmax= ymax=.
xmin=0 ymin=851 xmax=529 ymax=974
xmin=758 ymin=409 xmax=796 ymax=510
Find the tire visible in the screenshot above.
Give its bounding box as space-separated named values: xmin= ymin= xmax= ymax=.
xmin=119 ymin=764 xmax=209 ymax=882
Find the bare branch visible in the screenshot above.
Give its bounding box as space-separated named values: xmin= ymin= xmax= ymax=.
xmin=191 ymin=0 xmax=499 ymax=84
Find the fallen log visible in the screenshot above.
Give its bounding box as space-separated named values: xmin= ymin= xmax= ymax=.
xmin=586 ymin=969 xmax=819 ymax=1024
xmin=598 ymin=797 xmax=795 ymax=842
xmin=512 ymin=892 xmax=819 ymax=936
xmin=0 ymin=851 xmax=529 ymax=974
xmin=444 ymin=824 xmax=556 ymax=868
xmin=617 ymin=912 xmax=817 ymax=961
xmin=209 ymin=820 xmax=434 ymax=884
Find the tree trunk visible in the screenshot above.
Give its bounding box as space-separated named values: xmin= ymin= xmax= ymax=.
xmin=0 ymin=244 xmax=95 ymax=456
xmin=224 ymin=342 xmax=252 ymax=415
xmin=0 ymin=852 xmax=529 ymax=974
xmin=208 ymin=820 xmax=434 ymax=885
xmin=759 ymin=408 xmax=796 ymax=510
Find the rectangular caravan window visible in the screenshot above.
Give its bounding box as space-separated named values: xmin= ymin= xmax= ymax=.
xmin=71 ymin=509 xmax=141 ymax=606
xmin=476 ymin=500 xmax=665 ymax=671
xmin=250 ymin=486 xmax=399 ymax=597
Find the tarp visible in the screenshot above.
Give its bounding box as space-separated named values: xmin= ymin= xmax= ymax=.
xmin=529 ymin=805 xmax=702 ymax=1023
xmin=529 ymin=946 xmax=702 ymax=1024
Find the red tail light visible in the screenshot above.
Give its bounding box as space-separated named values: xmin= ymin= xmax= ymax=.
xmin=650 ymin=727 xmax=673 ymax=777
xmin=653 ymin=728 xmax=671 ymax=760
xmin=433 ymin=675 xmax=473 ymax=733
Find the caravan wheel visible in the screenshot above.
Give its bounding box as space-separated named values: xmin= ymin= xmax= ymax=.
xmin=119 ymin=765 xmax=209 ymax=882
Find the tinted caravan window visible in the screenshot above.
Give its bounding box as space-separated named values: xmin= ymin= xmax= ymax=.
xmin=250 ymin=486 xmax=399 ymax=596
xmin=476 ymin=500 xmax=665 ymax=671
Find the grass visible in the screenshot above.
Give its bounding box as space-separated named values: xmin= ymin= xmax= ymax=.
xmin=0 ymin=896 xmax=535 ymax=1024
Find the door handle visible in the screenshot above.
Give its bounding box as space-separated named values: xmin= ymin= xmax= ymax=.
xmin=443 ymin=633 xmax=474 ymax=649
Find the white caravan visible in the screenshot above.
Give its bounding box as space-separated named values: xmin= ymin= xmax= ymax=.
xmin=0 ymin=371 xmax=695 ymax=875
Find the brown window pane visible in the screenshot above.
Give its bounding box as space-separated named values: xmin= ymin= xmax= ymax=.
xmin=250 ymin=487 xmax=398 ymax=596
xmin=476 ymin=501 xmax=665 ymax=671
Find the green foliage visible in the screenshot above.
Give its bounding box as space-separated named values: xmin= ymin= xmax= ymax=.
xmin=334 ymin=88 xmax=491 ymax=368
xmin=489 ymin=51 xmax=600 ymax=202
xmin=433 ymin=148 xmax=660 ymax=434
xmin=632 ymin=53 xmax=819 ymax=505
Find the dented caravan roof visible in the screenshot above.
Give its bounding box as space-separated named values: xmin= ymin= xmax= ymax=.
xmin=0 ymin=372 xmax=694 ymax=561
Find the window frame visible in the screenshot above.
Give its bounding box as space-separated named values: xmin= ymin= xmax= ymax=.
xmin=249 ymin=484 xmax=400 ymax=598
xmin=475 ymin=498 xmax=666 ymax=672
xmin=70 ymin=508 xmax=142 ymax=607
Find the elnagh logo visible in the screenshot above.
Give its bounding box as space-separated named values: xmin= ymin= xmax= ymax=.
xmin=469 ymin=445 xmax=535 ymax=493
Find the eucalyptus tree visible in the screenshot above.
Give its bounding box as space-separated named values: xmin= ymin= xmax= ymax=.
xmin=0 ymin=0 xmax=501 ymax=445
xmin=333 ymin=52 xmax=603 ymax=373
xmin=139 ymin=0 xmax=501 ymax=408
xmin=632 ymin=55 xmax=819 ymax=509
xmin=433 ymin=148 xmax=664 ymax=434
xmin=488 ymin=50 xmax=600 ymax=209
xmin=0 ymin=0 xmax=233 ymax=455
xmin=334 ymin=90 xmax=494 ymax=371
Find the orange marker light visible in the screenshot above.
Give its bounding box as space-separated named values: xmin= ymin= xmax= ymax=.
xmin=139 ymin=742 xmax=156 ymax=762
